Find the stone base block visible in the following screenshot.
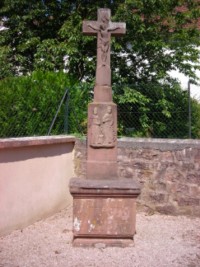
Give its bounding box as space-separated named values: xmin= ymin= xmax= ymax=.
xmin=73 ymin=238 xmax=134 ymax=248
xmin=69 ymin=178 xmax=141 ymax=248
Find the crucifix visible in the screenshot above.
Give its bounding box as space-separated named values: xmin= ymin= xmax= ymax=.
xmin=83 ymin=8 xmax=126 ymax=87
xmin=69 ymin=8 xmax=141 ymax=248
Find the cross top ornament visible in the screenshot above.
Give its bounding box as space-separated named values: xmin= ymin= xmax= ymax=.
xmin=83 ymin=9 xmax=126 ymax=86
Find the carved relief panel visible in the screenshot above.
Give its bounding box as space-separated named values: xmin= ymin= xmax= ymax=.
xmin=88 ymin=104 xmax=117 ymax=148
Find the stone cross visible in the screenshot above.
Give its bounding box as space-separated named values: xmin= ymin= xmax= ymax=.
xmin=82 ymin=8 xmax=126 ymax=179
xmin=82 ymin=8 xmax=126 ymax=86
xmin=69 ymin=8 xmax=141 ymax=248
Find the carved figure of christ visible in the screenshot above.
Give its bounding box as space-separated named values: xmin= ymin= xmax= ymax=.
xmin=82 ymin=9 xmax=126 ymax=86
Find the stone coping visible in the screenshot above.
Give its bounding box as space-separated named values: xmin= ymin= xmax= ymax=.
xmin=0 ymin=135 xmax=76 ymax=149
xmin=75 ymin=137 xmax=200 ymax=151
xmin=118 ymin=137 xmax=200 ymax=151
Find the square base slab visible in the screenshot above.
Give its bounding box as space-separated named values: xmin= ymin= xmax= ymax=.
xmin=73 ymin=238 xmax=134 ymax=248
xmin=69 ymin=178 xmax=141 ymax=248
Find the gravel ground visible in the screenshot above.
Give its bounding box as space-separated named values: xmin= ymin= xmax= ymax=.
xmin=0 ymin=205 xmax=200 ymax=267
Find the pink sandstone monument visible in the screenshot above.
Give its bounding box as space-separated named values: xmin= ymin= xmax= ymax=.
xmin=69 ymin=8 xmax=141 ymax=247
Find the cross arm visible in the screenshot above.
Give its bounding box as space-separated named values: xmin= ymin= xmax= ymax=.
xmin=82 ymin=20 xmax=99 ymax=36
xmin=109 ymin=22 xmax=126 ymax=36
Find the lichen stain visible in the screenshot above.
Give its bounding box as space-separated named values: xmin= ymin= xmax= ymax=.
xmin=74 ymin=217 xmax=81 ymax=232
xmin=88 ymin=220 xmax=96 ymax=232
xmin=88 ymin=223 xmax=95 ymax=232
xmin=106 ymin=198 xmax=114 ymax=202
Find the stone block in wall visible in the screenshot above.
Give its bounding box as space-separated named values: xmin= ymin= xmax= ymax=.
xmin=189 ymin=185 xmax=199 ymax=195
xmin=191 ymin=206 xmax=200 ymax=217
xmin=194 ymin=149 xmax=200 ymax=161
xmin=182 ymin=162 xmax=196 ymax=171
xmin=156 ymin=182 xmax=167 ymax=191
xmin=176 ymin=183 xmax=190 ymax=194
xmin=155 ymin=204 xmax=178 ymax=215
xmin=149 ymin=192 xmax=166 ymax=202
xmin=186 ymin=173 xmax=200 ymax=185
xmin=160 ymin=151 xmax=174 ymax=162
xmin=178 ymin=197 xmax=200 ymax=207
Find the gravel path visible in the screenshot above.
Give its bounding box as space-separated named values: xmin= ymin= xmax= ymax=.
xmin=0 ymin=205 xmax=200 ymax=267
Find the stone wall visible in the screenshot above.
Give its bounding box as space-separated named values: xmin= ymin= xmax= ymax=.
xmin=74 ymin=138 xmax=200 ymax=217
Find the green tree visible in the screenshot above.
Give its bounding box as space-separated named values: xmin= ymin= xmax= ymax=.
xmin=0 ymin=0 xmax=200 ymax=83
xmin=113 ymin=78 xmax=193 ymax=138
xmin=1 ymin=1 xmax=200 ymax=139
xmin=191 ymin=97 xmax=200 ymax=138
xmin=112 ymin=0 xmax=200 ymax=84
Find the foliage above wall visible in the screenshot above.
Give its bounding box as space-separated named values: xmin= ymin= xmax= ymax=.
xmin=0 ymin=71 xmax=91 ymax=137
xmin=1 ymin=1 xmax=200 ymax=138
xmin=0 ymin=0 xmax=200 ymax=83
xmin=0 ymin=71 xmax=200 ymax=139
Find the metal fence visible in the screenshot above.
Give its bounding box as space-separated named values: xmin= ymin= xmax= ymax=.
xmin=0 ymin=83 xmax=199 ymax=139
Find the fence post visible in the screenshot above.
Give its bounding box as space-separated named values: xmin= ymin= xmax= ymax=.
xmin=47 ymin=88 xmax=69 ymax=135
xmin=188 ymin=80 xmax=191 ymax=139
xmin=64 ymin=93 xmax=70 ymax=133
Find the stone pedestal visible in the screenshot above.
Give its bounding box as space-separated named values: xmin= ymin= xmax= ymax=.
xmin=69 ymin=178 xmax=141 ymax=247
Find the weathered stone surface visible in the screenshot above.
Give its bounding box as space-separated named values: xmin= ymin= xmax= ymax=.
xmin=149 ymin=192 xmax=166 ymax=202
xmin=178 ymin=197 xmax=200 ymax=206
xmin=189 ymin=185 xmax=199 ymax=195
xmin=72 ymin=198 xmax=136 ymax=236
xmin=69 ymin=177 xmax=140 ymax=247
xmin=186 ymin=173 xmax=200 ymax=185
xmin=155 ymin=205 xmax=178 ymax=215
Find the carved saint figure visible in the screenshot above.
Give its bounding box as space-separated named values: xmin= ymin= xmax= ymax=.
xmin=87 ymin=11 xmax=119 ymax=66
xmin=90 ymin=107 xmax=103 ymax=146
xmin=102 ymin=106 xmax=114 ymax=145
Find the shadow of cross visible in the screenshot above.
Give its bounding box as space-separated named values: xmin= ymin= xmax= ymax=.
xmin=82 ymin=8 xmax=126 ymax=87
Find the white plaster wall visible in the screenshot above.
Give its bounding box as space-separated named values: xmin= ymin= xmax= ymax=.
xmin=0 ymin=137 xmax=75 ymax=236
